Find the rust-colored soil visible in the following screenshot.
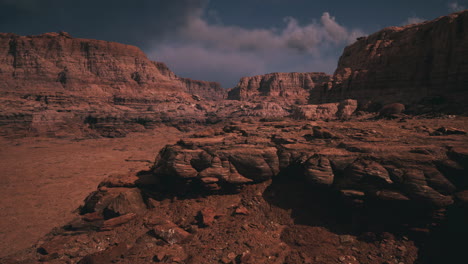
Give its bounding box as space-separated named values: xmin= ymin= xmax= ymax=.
xmin=0 ymin=126 xmax=185 ymax=257
xmin=0 ymin=117 xmax=467 ymax=263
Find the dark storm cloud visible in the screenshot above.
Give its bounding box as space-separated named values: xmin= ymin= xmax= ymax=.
xmin=150 ymin=10 xmax=364 ymax=87
xmin=0 ymin=0 xmax=365 ymax=87
xmin=0 ymin=0 xmax=208 ymax=48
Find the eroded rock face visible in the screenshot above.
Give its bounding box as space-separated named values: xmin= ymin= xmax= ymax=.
xmin=150 ymin=119 xmax=467 ymax=213
xmin=180 ymin=78 xmax=226 ymax=101
xmin=227 ymin=72 xmax=332 ymax=104
xmin=0 ymin=32 xmax=226 ymax=137
xmin=2 ymin=118 xmax=467 ymax=264
xmin=291 ymin=99 xmax=358 ymax=120
xmin=153 ymin=138 xmax=279 ymax=190
xmin=311 ymin=11 xmax=468 ymax=113
xmin=0 ymin=32 xmax=223 ymax=99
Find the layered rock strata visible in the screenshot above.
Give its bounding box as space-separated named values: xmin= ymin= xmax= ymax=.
xmin=311 ymin=11 xmax=468 ymax=113
xmin=0 ymin=32 xmax=224 ymax=99
xmin=0 ymin=32 xmax=226 ymax=137
xmin=152 ymin=120 xmax=466 ymax=211
xmin=227 ymin=72 xmax=331 ymax=104
xmin=2 ymin=118 xmax=467 ymax=263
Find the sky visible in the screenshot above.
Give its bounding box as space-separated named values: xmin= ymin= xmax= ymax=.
xmin=0 ymin=0 xmax=466 ymax=88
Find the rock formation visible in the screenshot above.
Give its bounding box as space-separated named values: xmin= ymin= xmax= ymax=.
xmin=311 ymin=11 xmax=468 ymax=113
xmin=227 ymin=72 xmax=331 ymax=104
xmin=180 ymin=78 xmax=225 ymax=101
xmin=151 ymin=120 xmax=465 ymax=211
xmin=291 ymin=99 xmax=358 ymax=120
xmin=0 ymin=32 xmax=226 ymax=137
xmin=2 ymin=117 xmax=467 ymax=263
xmin=2 ymin=11 xmax=468 ymax=263
xmin=0 ymin=31 xmax=223 ymax=99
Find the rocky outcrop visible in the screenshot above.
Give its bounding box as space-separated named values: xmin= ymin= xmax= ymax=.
xmin=291 ymin=99 xmax=358 ymax=120
xmin=180 ymin=78 xmax=225 ymax=101
xmin=0 ymin=31 xmax=223 ymax=99
xmin=227 ymin=72 xmax=331 ymax=104
xmin=148 ymin=118 xmax=467 ymax=214
xmin=0 ymin=32 xmax=226 ymax=137
xmin=4 ymin=118 xmax=467 ymax=264
xmin=311 ymin=11 xmax=468 ymax=113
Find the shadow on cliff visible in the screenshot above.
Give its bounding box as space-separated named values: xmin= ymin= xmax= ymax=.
xmin=262 ymin=167 xmax=437 ymax=234
xmin=134 ymin=170 xmax=242 ymax=202
xmin=262 ymin=175 xmax=354 ymax=235
xmin=261 ymin=168 xmax=468 ymax=263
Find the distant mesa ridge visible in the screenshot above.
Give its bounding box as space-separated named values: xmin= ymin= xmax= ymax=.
xmin=232 ymin=11 xmax=467 ymax=113
xmin=227 ymin=72 xmax=332 ymax=104
xmin=0 ymin=31 xmax=227 ymax=137
xmin=0 ymin=10 xmax=467 ymax=137
xmin=311 ymin=10 xmax=468 ymax=112
xmin=0 ymin=31 xmax=225 ymax=100
xmin=1 ymin=10 xmax=467 ymax=108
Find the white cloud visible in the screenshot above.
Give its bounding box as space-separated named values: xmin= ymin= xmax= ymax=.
xmin=401 ymin=16 xmax=426 ymax=26
xmin=149 ymin=9 xmax=364 ymax=87
xmin=174 ymin=11 xmax=363 ymax=54
xmin=448 ymin=1 xmax=466 ymax=12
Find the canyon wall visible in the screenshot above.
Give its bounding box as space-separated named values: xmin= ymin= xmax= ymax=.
xmin=311 ymin=11 xmax=468 ymax=113
xmin=0 ymin=31 xmax=224 ymax=100
xmin=227 ymin=72 xmax=331 ymax=104
xmin=1 ymin=11 xmax=467 ymax=138
xmin=0 ymin=32 xmax=227 ymax=137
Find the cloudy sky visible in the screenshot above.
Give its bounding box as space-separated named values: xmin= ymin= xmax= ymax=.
xmin=0 ymin=0 xmax=466 ymax=87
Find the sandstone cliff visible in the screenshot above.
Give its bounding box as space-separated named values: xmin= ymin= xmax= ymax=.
xmin=179 ymin=78 xmax=225 ymax=101
xmin=0 ymin=32 xmax=227 ymax=137
xmin=311 ymin=11 xmax=468 ymax=113
xmin=0 ymin=31 xmax=224 ymax=100
xmin=227 ymin=72 xmax=331 ymax=104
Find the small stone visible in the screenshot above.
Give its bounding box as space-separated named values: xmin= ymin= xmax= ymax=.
xmin=101 ymin=213 xmax=136 ymax=230
xmin=199 ymin=207 xmax=217 ymax=226
xmin=239 ymin=251 xmax=251 ymax=263
xmin=187 ymin=225 xmax=199 ymax=234
xmin=82 ymin=211 xmax=103 ymax=222
xmin=338 ymin=255 xmax=358 ymax=264
xmin=221 ymin=257 xmax=232 ymax=264
xmin=234 ymin=206 xmax=249 ymax=215
xmin=227 ymin=252 xmax=236 ymax=260
xmin=339 ymin=235 xmax=356 ymax=244
xmin=153 ymin=221 xmax=191 ymax=244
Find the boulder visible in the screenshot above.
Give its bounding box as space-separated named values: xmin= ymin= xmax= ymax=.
xmin=341 ymin=159 xmax=393 ymax=188
xmin=303 ymin=155 xmax=335 ymax=186
xmin=379 ymin=103 xmax=406 ymax=117
xmin=152 ymin=220 xmax=191 ymax=245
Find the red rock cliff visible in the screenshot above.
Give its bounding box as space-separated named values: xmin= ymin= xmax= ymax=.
xmin=0 ymin=32 xmax=226 ymax=137
xmin=0 ymin=32 xmax=224 ymax=100
xmin=227 ymin=72 xmax=331 ymax=104
xmin=311 ymin=11 xmax=468 ymax=112
xmin=179 ymin=78 xmax=225 ymax=101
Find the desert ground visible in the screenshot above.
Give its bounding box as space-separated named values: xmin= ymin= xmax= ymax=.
xmin=0 ymin=126 xmax=185 ymax=257
xmin=0 ymin=10 xmax=466 ymax=263
xmin=0 ymin=116 xmax=466 ymax=263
